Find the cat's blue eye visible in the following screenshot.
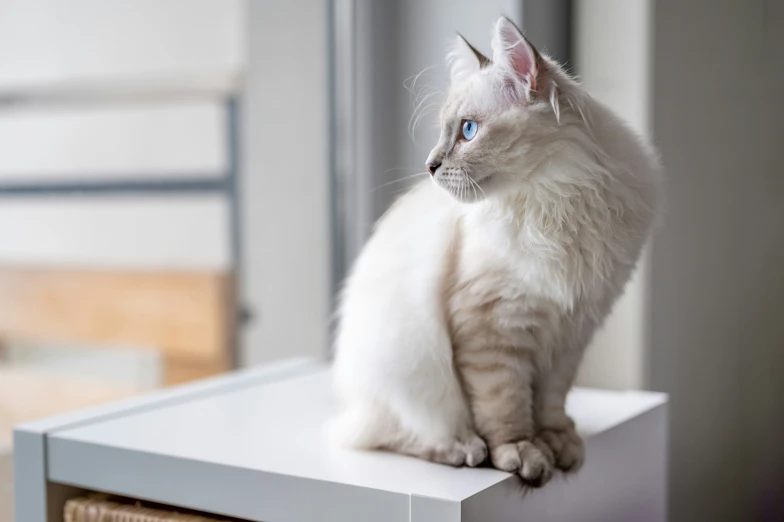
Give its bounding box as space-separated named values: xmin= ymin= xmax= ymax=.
xmin=461 ymin=119 xmax=478 ymax=141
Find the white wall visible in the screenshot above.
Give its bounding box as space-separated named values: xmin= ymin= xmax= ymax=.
xmin=0 ymin=0 xmax=245 ymax=270
xmin=0 ymin=0 xmax=243 ymax=90
xmin=0 ymin=102 xmax=226 ymax=180
xmin=241 ymin=1 xmax=330 ymax=365
xmin=650 ymin=1 xmax=784 ymax=521
xmin=572 ymin=0 xmax=653 ymax=390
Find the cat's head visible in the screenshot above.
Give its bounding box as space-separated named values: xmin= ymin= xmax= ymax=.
xmin=426 ymin=17 xmax=568 ymax=203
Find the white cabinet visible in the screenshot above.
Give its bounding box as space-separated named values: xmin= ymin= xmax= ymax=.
xmin=15 ymin=359 xmax=668 ymax=522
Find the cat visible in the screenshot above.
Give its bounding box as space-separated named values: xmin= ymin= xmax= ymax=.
xmin=330 ymin=16 xmax=662 ymax=487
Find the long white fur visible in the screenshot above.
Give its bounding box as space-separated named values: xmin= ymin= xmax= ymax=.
xmin=330 ymin=17 xmax=662 ymax=472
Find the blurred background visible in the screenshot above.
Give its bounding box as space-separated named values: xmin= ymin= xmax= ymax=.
xmin=0 ymin=1 xmax=781 ymax=521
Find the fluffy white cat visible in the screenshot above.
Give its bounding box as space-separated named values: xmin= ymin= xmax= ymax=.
xmin=331 ymin=17 xmax=662 ymax=487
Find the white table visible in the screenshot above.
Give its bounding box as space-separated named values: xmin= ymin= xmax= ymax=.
xmin=14 ymin=358 xmax=667 ymax=522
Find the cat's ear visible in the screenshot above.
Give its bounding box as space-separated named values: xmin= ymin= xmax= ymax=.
xmin=447 ymin=34 xmax=491 ymax=84
xmin=491 ymin=16 xmax=539 ymax=101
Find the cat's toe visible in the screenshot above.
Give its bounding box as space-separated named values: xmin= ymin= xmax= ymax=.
xmin=490 ymin=440 xmax=555 ymax=487
xmin=517 ymin=440 xmax=554 ymax=487
xmin=428 ymin=436 xmax=487 ymax=467
xmin=430 ymin=445 xmax=467 ymax=467
xmin=538 ymin=426 xmax=584 ymax=473
xmin=490 ymin=443 xmax=522 ymax=472
xmin=463 ymin=435 xmax=488 ymax=467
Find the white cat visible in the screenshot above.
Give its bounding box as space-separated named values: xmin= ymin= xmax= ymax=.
xmin=330 ymin=17 xmax=662 ymax=487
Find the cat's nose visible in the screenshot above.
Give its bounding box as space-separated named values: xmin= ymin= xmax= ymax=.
xmin=426 ymin=161 xmax=441 ymax=175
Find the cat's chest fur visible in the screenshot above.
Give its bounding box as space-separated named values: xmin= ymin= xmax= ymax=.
xmin=446 ymin=210 xmax=600 ymax=354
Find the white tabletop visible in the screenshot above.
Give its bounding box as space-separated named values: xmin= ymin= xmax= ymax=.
xmin=42 ymin=360 xmax=667 ymax=522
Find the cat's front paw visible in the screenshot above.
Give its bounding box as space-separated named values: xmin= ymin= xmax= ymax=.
xmin=490 ymin=440 xmax=555 ymax=487
xmin=537 ymin=423 xmax=584 ymax=473
xmin=428 ymin=433 xmax=488 ymax=468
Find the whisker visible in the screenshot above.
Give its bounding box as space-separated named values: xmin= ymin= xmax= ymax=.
xmin=382 ymin=166 xmax=424 ymax=176
xmin=370 ymin=171 xmax=428 ymax=193
xmin=387 ymin=185 xmax=418 ymax=196
xmin=413 ymin=90 xmax=442 ymax=112
xmin=404 ymin=64 xmax=436 ymax=95
xmin=411 ymin=82 xmax=438 ymax=113
xmin=405 ymin=65 xmax=436 ymax=117
xmin=403 ymin=64 xmax=445 ymax=148
xmin=413 ymin=84 xmax=439 ymax=106
xmin=411 ymin=100 xmax=441 ymax=127
xmin=409 ymin=92 xmax=443 ymax=142
xmin=411 ymin=97 xmax=440 ymax=121
xmin=410 ymin=114 xmax=438 ymax=144
xmin=469 ymin=176 xmax=486 ymax=199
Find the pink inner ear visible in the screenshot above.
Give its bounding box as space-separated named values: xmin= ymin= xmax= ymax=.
xmin=499 ymin=26 xmax=537 ymax=91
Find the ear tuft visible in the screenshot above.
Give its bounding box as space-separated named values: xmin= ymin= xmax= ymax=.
xmin=549 ymin=82 xmax=560 ymax=123
xmin=447 ymin=34 xmax=491 ymax=84
xmin=491 ymin=16 xmax=539 ymax=101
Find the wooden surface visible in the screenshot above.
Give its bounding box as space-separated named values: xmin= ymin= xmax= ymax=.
xmin=0 ymin=367 xmax=140 ymax=449
xmin=0 ymin=266 xmax=233 ymax=384
xmin=163 ymin=357 xmax=230 ymax=385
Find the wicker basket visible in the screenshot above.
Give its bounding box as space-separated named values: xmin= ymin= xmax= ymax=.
xmin=64 ymin=494 xmax=232 ymax=522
